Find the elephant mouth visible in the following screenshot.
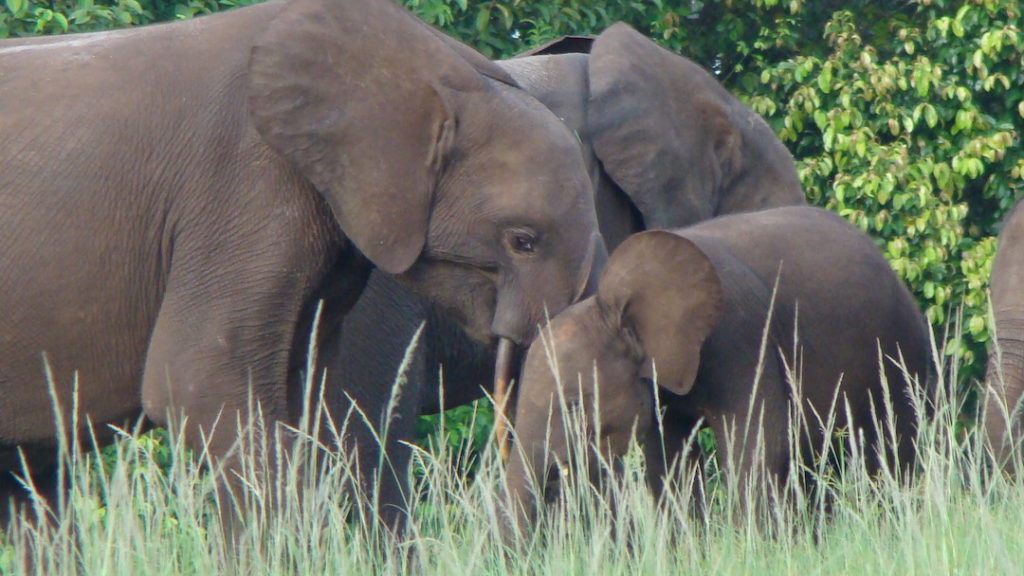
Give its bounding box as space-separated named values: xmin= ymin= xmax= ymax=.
xmin=541 ymin=452 xmax=629 ymax=505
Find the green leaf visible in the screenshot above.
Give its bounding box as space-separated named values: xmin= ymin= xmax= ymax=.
xmin=813 ymin=110 xmax=828 ymax=129
xmin=817 ymin=63 xmax=832 ymax=93
xmin=474 ymin=5 xmax=489 ymax=35
xmin=5 ymin=0 xmax=24 ymax=17
xmin=969 ymin=315 xmax=986 ymax=335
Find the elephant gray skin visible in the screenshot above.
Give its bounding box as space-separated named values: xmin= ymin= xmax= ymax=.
xmin=332 ymin=22 xmax=806 ymax=513
xmin=504 ymin=206 xmax=931 ymax=530
xmin=983 ymin=199 xmax=1024 ymax=473
xmin=0 ymin=0 xmax=603 ymax=526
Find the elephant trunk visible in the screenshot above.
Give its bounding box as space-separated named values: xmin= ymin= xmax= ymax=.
xmin=502 ymin=402 xmax=570 ymax=544
xmin=984 ymin=317 xmax=1024 ymax=473
xmin=502 ymin=442 xmax=538 ymax=544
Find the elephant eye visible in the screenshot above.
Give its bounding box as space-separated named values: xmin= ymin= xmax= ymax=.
xmin=506 ymin=229 xmax=538 ymax=255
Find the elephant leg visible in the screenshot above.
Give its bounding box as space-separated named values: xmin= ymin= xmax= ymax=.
xmin=644 ymin=411 xmax=706 ymax=518
xmin=644 ymin=411 xmax=702 ymax=497
xmin=984 ymin=325 xmax=1024 ymax=475
xmin=865 ymin=355 xmax=924 ymax=481
xmin=333 ymin=270 xmax=429 ymax=532
xmin=143 ymin=295 xmax=296 ymax=469
xmin=707 ymin=375 xmax=791 ymax=517
xmin=140 ymin=223 xmax=346 ymax=520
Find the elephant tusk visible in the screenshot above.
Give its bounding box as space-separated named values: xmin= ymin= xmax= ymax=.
xmin=493 ymin=337 xmax=516 ymax=462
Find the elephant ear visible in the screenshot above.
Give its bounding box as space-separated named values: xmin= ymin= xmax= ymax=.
xmin=587 ymin=22 xmax=743 ymax=229
xmin=248 ymin=0 xmax=509 ymax=274
xmin=597 ymin=230 xmax=723 ymax=396
xmin=514 ymin=35 xmax=595 ymax=58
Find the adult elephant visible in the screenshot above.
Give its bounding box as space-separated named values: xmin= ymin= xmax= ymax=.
xmin=333 ymin=20 xmax=805 ymax=501
xmin=505 ymin=207 xmax=931 ymax=531
xmin=0 ymin=0 xmax=602 ymax=526
xmin=983 ymin=199 xmax=1024 ymax=474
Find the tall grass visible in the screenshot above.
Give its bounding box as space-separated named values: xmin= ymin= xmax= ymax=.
xmin=3 ymin=328 xmax=1024 ymax=575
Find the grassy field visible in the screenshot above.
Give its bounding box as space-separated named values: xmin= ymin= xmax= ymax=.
xmin=2 ymin=337 xmax=1023 ymax=576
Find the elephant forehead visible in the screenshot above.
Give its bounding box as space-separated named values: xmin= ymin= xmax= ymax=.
xmin=464 ymin=88 xmax=592 ymax=202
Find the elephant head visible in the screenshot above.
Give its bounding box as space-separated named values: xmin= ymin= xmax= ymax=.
xmin=505 ymin=230 xmax=722 ymax=530
xmin=497 ymin=23 xmax=804 ymax=251
xmin=247 ymin=0 xmax=603 ymax=349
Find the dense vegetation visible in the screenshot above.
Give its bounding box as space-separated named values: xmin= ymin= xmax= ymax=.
xmin=2 ymin=0 xmax=1020 ymax=429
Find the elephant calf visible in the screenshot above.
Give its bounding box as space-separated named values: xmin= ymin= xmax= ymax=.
xmin=506 ymin=206 xmax=931 ymax=527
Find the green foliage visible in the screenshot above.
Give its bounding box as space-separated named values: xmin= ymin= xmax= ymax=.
xmin=414 ymin=400 xmax=493 ymax=480
xmin=99 ymin=428 xmax=176 ymax=476
xmin=405 ymin=0 xmax=659 ymax=58
xmin=744 ymin=1 xmax=1022 ymax=385
xmin=1 ymin=0 xmax=148 ymax=36
xmin=0 ymin=0 xmax=262 ymax=37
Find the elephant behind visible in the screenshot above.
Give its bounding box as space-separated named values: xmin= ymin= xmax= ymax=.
xmin=505 ymin=206 xmax=931 ymax=529
xmin=333 ymin=23 xmax=806 ymax=511
xmin=984 ymin=199 xmax=1024 ymax=473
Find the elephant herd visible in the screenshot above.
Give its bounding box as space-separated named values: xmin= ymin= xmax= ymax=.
xmin=0 ymin=0 xmax=1019 ymax=536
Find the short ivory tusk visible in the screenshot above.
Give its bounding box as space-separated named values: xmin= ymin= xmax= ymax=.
xmin=493 ymin=337 xmax=515 ymax=462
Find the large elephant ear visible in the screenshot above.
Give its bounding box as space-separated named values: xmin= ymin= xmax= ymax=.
xmin=587 ymin=23 xmax=742 ymax=229
xmin=597 ymin=230 xmax=723 ymax=395
xmin=248 ymin=0 xmax=512 ymax=274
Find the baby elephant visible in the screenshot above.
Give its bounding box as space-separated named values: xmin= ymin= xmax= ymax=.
xmin=505 ymin=206 xmax=930 ymax=525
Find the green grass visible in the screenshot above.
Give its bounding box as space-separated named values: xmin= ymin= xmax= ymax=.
xmin=3 ymin=336 xmax=1024 ymax=575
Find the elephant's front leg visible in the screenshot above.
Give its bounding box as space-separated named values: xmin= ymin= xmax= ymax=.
xmin=140 ymin=219 xmax=347 ymax=515
xmin=984 ymin=320 xmax=1024 ymax=475
xmin=707 ymin=374 xmax=792 ymax=518
xmin=143 ymin=290 xmax=303 ymax=464
xmin=644 ymin=411 xmax=706 ymax=517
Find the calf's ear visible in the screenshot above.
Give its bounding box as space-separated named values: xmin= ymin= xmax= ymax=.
xmin=596 ymin=230 xmax=723 ymax=395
